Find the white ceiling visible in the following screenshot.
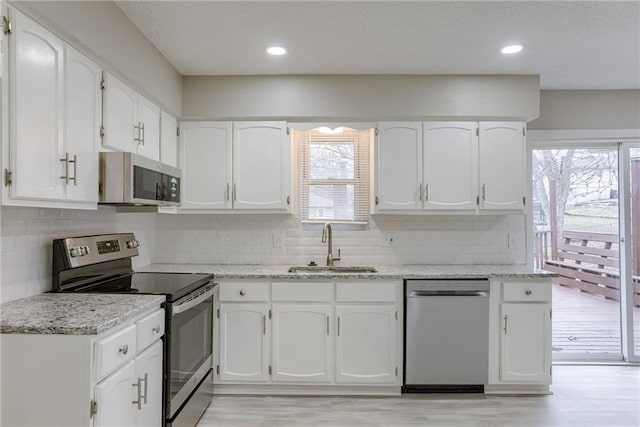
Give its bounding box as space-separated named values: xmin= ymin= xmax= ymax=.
xmin=115 ymin=0 xmax=640 ymax=90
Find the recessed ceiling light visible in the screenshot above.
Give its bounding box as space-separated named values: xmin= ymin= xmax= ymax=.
xmin=501 ymin=44 xmax=523 ymax=54
xmin=266 ymin=46 xmax=287 ymax=56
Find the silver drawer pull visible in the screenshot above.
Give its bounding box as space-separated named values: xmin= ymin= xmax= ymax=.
xmin=153 ymin=325 xmax=161 ymax=333
xmin=132 ymin=377 xmax=142 ymax=410
xmin=525 ymin=289 xmax=533 ymax=295
xmin=239 ymin=289 xmax=246 ymax=296
xmin=119 ymin=344 xmax=129 ymax=355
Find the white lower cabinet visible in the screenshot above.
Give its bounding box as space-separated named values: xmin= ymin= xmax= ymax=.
xmin=335 ymin=305 xmax=397 ymax=384
xmin=488 ymin=279 xmax=552 ymax=392
xmin=218 ymin=303 xmax=270 ymax=382
xmin=272 ymin=304 xmax=332 ymax=383
xmin=215 ymin=280 xmax=403 ymax=392
xmin=0 ymin=306 xmax=164 ymax=426
xmin=500 ymin=303 xmax=551 ymax=383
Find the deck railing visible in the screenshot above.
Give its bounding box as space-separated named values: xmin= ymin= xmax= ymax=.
xmin=538 ymin=230 xmax=640 ymax=307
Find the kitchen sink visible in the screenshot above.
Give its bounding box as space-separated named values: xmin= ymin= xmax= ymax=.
xmin=287 ymin=266 xmax=378 ymax=273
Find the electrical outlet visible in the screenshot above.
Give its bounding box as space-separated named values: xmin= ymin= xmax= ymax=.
xmin=385 ymin=232 xmax=396 ymax=246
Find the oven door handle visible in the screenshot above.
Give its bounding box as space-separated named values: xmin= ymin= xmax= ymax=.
xmin=172 ymin=284 xmax=215 ymax=315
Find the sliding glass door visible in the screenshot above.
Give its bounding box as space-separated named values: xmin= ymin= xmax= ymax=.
xmin=619 ymin=144 xmax=640 ymax=362
xmin=531 ymin=135 xmax=640 ymax=363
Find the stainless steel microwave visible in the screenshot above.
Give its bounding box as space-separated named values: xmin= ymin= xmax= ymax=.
xmin=99 ymin=152 xmax=181 ymax=206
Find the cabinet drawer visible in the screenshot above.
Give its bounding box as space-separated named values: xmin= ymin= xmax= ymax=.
xmin=95 ymin=324 xmax=137 ymax=380
xmin=502 ymin=281 xmax=551 ymax=302
xmin=272 ymin=281 xmax=333 ymax=302
xmin=336 ymin=281 xmax=399 ymax=302
xmin=219 ymin=282 xmax=269 ymax=302
xmin=136 ymin=308 xmax=164 ymax=352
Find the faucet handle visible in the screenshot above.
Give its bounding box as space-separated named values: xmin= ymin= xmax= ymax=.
xmin=335 ymin=249 xmax=341 ymax=261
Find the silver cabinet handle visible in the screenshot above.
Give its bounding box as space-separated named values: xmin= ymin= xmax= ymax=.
xmin=132 ymin=377 xmax=142 ymax=410
xmin=326 ymin=316 xmax=330 ymax=335
xmin=141 ymin=122 xmax=145 ymax=145
xmin=337 ymin=317 xmax=341 ymax=336
xmin=482 ymin=184 xmax=486 ymax=201
xmin=69 ymin=154 xmax=77 ymax=186
xmin=141 ymin=373 xmax=148 ymax=404
xmin=525 ymin=289 xmax=533 ymax=296
xmin=239 ymin=289 xmax=246 ymax=296
xmin=153 ymin=325 xmax=161 ymax=334
xmin=59 ymin=152 xmax=70 ymax=184
xmin=425 ymin=183 xmax=429 ymax=201
xmin=503 ymin=315 xmax=508 ymax=334
xmin=134 ymin=122 xmax=141 ymax=143
xmin=263 ymin=314 xmax=266 ymax=335
xmin=232 ymin=183 xmax=237 ymax=201
xmin=119 ymin=344 xmax=129 ymax=355
xmin=226 ymin=183 xmax=230 ymax=201
xmin=418 ymin=183 xmax=423 ymax=201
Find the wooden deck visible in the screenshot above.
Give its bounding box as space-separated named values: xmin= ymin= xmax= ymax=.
xmin=552 ymin=281 xmax=640 ymax=355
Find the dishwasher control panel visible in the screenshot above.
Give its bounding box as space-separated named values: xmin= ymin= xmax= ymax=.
xmin=405 ymin=279 xmax=490 ymax=293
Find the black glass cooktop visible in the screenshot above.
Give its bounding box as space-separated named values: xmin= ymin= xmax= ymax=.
xmin=80 ymin=272 xmax=213 ymax=302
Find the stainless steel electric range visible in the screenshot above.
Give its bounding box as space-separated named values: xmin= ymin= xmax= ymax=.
xmin=52 ymin=233 xmax=215 ymax=427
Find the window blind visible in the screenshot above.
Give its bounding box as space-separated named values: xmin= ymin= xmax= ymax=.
xmin=294 ymin=127 xmax=372 ymax=224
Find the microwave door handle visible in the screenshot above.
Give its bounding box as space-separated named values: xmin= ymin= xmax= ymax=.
xmin=156 ymin=182 xmax=161 ymax=201
xmin=172 ymin=286 xmax=215 ymax=315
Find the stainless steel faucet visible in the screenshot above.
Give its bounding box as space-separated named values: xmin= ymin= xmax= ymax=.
xmin=321 ymin=223 xmax=341 ymax=266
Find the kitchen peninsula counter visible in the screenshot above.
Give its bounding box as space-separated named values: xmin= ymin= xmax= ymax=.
xmin=0 ymin=293 xmax=165 ymax=335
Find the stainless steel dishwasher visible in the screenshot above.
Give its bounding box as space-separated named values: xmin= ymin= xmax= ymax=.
xmin=404 ymin=279 xmax=490 ymax=392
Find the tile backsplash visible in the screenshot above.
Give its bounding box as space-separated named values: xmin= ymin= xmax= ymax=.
xmin=1 ymin=206 xmax=157 ymax=303
xmin=1 ymin=207 xmax=526 ymax=303
xmin=155 ymin=213 xmax=526 ymax=267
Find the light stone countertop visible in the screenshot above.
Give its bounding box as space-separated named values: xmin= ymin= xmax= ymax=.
xmin=0 ymin=293 xmax=165 ymax=335
xmin=138 ymin=263 xmax=557 ymax=280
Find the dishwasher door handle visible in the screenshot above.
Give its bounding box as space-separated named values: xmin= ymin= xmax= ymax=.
xmin=408 ymin=291 xmax=489 ymax=297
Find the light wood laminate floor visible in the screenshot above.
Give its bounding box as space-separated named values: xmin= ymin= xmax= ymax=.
xmin=198 ymin=366 xmax=639 ymax=427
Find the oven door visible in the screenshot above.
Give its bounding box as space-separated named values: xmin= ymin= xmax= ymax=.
xmin=167 ymin=284 xmax=215 ymax=419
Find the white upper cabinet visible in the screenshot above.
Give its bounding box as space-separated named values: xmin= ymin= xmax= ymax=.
xmin=3 ymin=9 xmax=99 ymax=208
xmin=64 ymin=45 xmax=101 ymax=203
xmin=179 ymin=121 xmax=232 ymax=210
xmin=233 ymin=122 xmax=290 ymax=210
xmin=423 ymin=122 xmax=478 ymax=210
xmin=376 ymin=121 xmax=525 ymax=214
xmin=135 ymin=94 xmax=160 ymax=161
xmin=177 ymin=121 xmax=290 ymax=212
xmin=9 ymin=8 xmax=64 ymax=201
xmin=376 ymin=122 xmax=422 ymax=210
xmin=160 ymin=110 xmax=178 ymax=167
xmin=478 ymin=122 xmax=526 ymax=210
xmin=102 ymin=72 xmax=160 ymax=161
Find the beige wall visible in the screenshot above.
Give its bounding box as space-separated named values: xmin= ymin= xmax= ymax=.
xmin=530 ymin=90 xmax=640 ymax=130
xmin=182 ymin=75 xmax=540 ymax=121
xmin=17 ymin=1 xmax=182 ymax=115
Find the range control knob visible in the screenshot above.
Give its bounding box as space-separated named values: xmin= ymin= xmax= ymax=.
xmin=127 ymin=240 xmax=140 ymax=249
xmin=69 ymin=247 xmax=80 ymax=257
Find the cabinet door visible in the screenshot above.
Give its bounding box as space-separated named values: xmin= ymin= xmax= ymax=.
xmin=233 ymin=122 xmax=289 ymax=210
xmin=219 ymin=303 xmax=269 ymax=382
xmin=335 ymin=305 xmax=398 ymax=384
xmin=500 ymin=303 xmax=551 ymax=383
xmin=160 ymin=111 xmax=178 ymax=167
xmin=375 ymin=122 xmax=422 ymax=210
xmin=135 ymin=340 xmax=163 ymax=427
xmin=179 ymin=121 xmax=232 ymax=210
xmin=272 ymin=304 xmax=332 ymax=383
xmin=64 ymin=45 xmax=100 ymax=203
xmin=10 ymin=9 xmax=64 ymax=200
xmin=423 ymin=122 xmax=478 ymax=210
xmin=102 ymin=72 xmax=137 ymax=153
xmin=94 ymin=360 xmax=138 ymax=427
xmin=136 ymin=95 xmax=160 ymax=161
xmin=478 ymin=122 xmax=525 ymax=210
